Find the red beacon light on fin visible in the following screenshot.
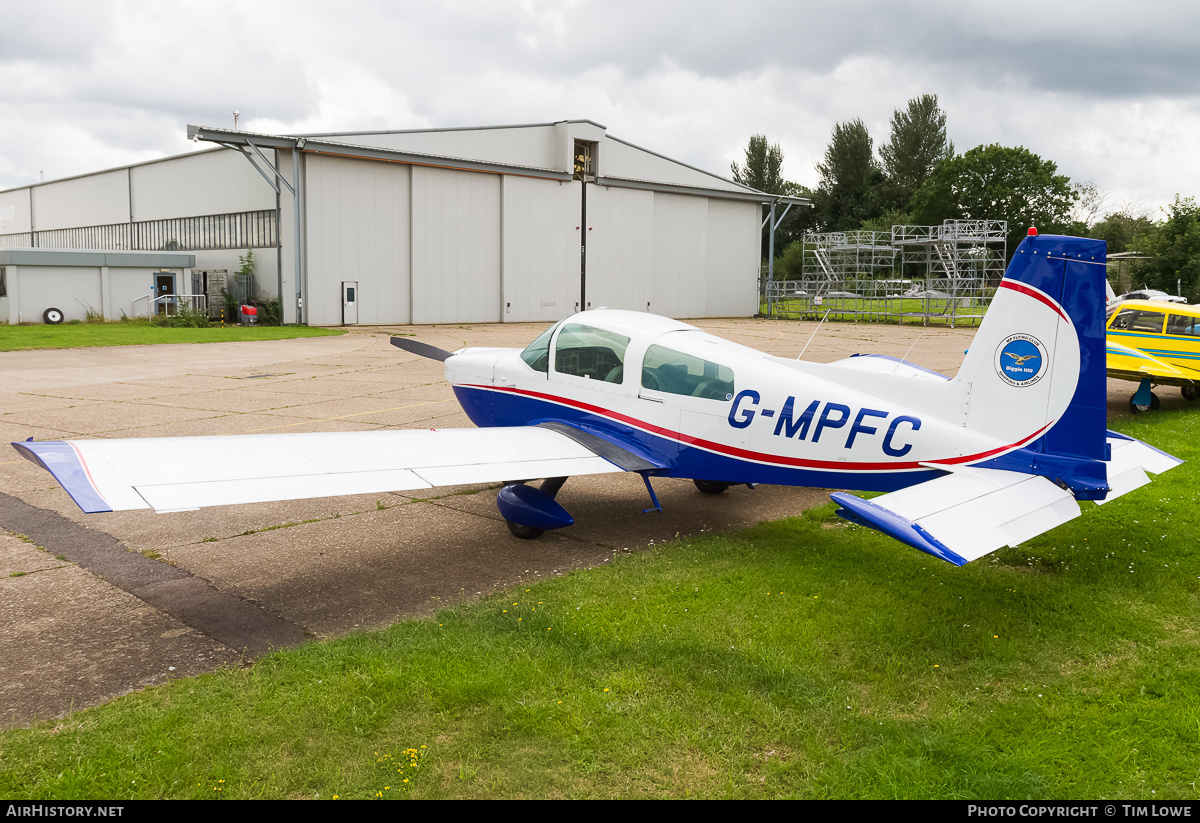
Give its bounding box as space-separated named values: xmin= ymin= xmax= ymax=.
xmin=1028 ymin=227 xmax=1038 ymax=236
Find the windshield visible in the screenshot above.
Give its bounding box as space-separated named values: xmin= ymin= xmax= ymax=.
xmin=519 ymin=322 xmax=559 ymax=373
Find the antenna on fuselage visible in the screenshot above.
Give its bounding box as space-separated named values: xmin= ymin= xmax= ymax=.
xmin=892 ymin=332 xmax=923 ymax=374
xmin=797 ymin=309 xmax=831 ymax=360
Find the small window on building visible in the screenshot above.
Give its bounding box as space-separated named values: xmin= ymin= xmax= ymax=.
xmin=0 ymin=267 xmax=6 ymax=298
xmin=642 ymin=345 xmax=734 ymax=400
xmin=554 ymin=324 xmax=628 ymax=383
xmin=573 ymin=140 xmax=597 ymax=182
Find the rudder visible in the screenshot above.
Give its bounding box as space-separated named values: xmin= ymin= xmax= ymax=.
xmin=955 ymin=232 xmax=1108 ymax=462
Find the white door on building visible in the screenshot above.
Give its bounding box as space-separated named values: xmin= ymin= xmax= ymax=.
xmin=342 ymin=281 xmax=358 ymax=325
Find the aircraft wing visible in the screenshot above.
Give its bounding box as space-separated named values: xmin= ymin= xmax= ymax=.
xmin=832 ymin=434 xmax=1183 ymax=566
xmin=12 ymin=427 xmax=630 ymax=514
xmin=1106 ymin=339 xmax=1196 ymax=385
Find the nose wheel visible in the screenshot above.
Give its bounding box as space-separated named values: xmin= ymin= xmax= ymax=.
xmin=506 ymin=522 xmax=545 ymax=540
xmin=1130 ymin=378 xmax=1160 ymax=414
xmin=1129 ymin=392 xmax=1160 ymax=414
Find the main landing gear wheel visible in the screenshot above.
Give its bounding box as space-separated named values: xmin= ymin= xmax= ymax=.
xmin=43 ymin=307 xmax=64 ymax=324
xmin=506 ymin=521 xmax=544 ymax=540
xmin=1182 ymin=384 xmax=1199 ymax=402
xmin=693 ymin=479 xmax=730 ymax=495
xmin=1130 ymin=393 xmax=1160 ymax=414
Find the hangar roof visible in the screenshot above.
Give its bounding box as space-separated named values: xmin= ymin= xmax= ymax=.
xmin=188 ymin=120 xmax=811 ymax=207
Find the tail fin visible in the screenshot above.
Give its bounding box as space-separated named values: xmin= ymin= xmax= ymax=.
xmin=956 ymin=232 xmax=1108 ymax=463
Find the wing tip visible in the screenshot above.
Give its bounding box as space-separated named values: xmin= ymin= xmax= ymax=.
xmin=12 ymin=440 xmax=114 ymax=514
xmin=831 ymin=492 xmax=968 ymax=566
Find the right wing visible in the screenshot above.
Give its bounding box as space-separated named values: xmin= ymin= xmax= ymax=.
xmin=832 ymin=433 xmax=1183 ymax=566
xmin=13 ymin=427 xmax=629 ymax=514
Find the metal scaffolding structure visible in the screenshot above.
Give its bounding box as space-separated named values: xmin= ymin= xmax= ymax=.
xmin=762 ymin=219 xmax=1007 ymax=327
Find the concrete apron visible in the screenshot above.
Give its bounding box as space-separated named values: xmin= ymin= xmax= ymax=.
xmin=0 ymin=317 xmax=1154 ymax=726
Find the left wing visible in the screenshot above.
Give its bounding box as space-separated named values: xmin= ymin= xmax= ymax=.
xmin=13 ymin=427 xmax=626 ymax=514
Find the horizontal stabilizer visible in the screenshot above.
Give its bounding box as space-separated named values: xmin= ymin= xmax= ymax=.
xmin=833 ymin=468 xmax=1081 ymax=565
xmin=1097 ymin=432 xmax=1184 ymax=504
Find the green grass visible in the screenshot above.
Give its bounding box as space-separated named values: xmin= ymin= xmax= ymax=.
xmin=761 ymin=296 xmax=986 ymax=327
xmin=2 ymin=410 xmax=1198 ymax=799
xmin=0 ymin=322 xmax=345 ymax=351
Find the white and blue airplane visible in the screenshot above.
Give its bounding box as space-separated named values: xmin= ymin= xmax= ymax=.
xmin=12 ymin=232 xmax=1181 ymax=566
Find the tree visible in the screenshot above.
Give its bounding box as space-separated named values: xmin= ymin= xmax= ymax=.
xmin=879 ymin=94 xmax=954 ymax=202
xmin=731 ymin=135 xmax=817 ymax=257
xmin=1131 ymin=196 xmax=1200 ymax=301
xmin=816 ymin=119 xmax=875 ymax=195
xmin=1089 ymin=210 xmax=1155 ymax=255
xmin=813 ymin=119 xmax=899 ymax=231
xmin=1068 ymin=179 xmax=1108 ymax=233
xmin=731 ymin=134 xmax=785 ymax=194
xmin=910 ymin=144 xmax=1076 ymax=259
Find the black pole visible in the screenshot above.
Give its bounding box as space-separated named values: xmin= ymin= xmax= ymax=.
xmin=580 ymin=180 xmax=587 ymax=312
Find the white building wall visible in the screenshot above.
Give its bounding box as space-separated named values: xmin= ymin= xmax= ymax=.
xmin=106 ymin=266 xmax=161 ymax=320
xmin=303 ymin=154 xmax=411 ymax=325
xmin=500 ymin=176 xmax=579 ymax=322
xmin=33 ymin=170 xmax=130 ymax=230
xmin=14 ymin=266 xmax=103 ymax=322
xmin=333 ymin=125 xmax=560 ymax=172
xmin=0 ymin=188 xmax=32 ymax=236
xmin=411 ymin=166 xmax=501 ymax=324
xmin=131 ymin=149 xmax=274 ymax=221
xmin=603 ymin=139 xmax=749 ymax=194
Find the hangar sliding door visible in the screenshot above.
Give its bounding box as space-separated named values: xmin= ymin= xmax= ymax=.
xmin=304 ymin=155 xmax=411 ymax=325
xmin=500 ymin=176 xmax=580 ymax=322
xmin=411 ymin=166 xmax=501 ymax=324
xmin=581 ymin=185 xmax=654 ymax=314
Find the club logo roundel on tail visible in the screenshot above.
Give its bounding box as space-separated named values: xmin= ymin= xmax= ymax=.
xmin=995 ymin=333 xmax=1048 ymax=387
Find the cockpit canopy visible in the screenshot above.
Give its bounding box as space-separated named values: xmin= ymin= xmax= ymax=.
xmin=518 ymin=311 xmax=736 ymax=401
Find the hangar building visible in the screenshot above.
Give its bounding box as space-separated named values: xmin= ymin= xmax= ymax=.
xmin=0 ymin=120 xmax=806 ymax=325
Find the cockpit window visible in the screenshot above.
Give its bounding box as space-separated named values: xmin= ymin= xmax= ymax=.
xmin=641 ymin=344 xmax=734 ymax=400
xmin=553 ymin=324 xmax=629 ymax=383
xmin=1167 ymin=314 xmax=1200 ymax=337
xmin=1110 ymin=309 xmax=1165 ymax=333
xmin=520 ymin=322 xmax=558 ymax=373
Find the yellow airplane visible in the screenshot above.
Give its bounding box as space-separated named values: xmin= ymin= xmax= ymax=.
xmin=1106 ymin=299 xmax=1200 ymax=412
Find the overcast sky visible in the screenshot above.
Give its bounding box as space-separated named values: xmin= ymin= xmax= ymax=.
xmin=2 ymin=0 xmax=1197 ymax=221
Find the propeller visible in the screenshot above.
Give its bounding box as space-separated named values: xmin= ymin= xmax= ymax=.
xmin=389 ymin=336 xmax=456 ymax=362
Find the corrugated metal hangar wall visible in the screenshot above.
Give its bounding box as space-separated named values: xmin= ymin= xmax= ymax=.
xmin=1 ymin=120 xmax=794 ymax=326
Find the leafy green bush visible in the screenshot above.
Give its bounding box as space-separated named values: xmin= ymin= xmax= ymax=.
xmin=152 ymin=300 xmax=210 ymax=328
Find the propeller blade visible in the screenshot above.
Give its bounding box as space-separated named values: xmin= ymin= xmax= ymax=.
xmin=389 ymin=337 xmax=455 ymax=362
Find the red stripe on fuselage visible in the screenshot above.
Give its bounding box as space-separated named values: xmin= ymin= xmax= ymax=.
xmin=461 ymin=384 xmax=1050 ymax=473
